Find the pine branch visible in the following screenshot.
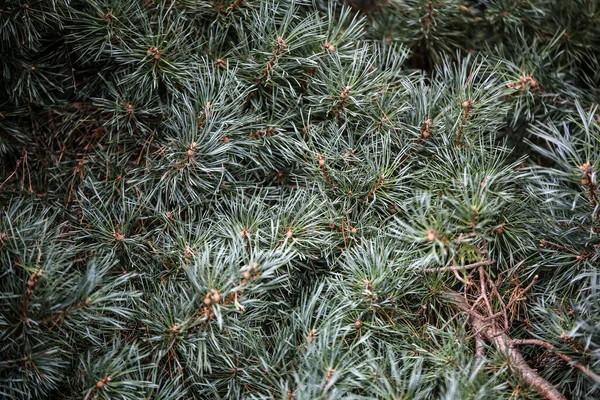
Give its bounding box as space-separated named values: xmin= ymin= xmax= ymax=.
xmin=511 ymin=339 xmax=600 ymax=383
xmin=446 ymin=291 xmax=567 ymax=400
xmin=422 ymin=260 xmax=494 ymax=273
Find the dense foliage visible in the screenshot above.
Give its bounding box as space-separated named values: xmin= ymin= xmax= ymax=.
xmin=1 ymin=1 xmax=599 ymax=399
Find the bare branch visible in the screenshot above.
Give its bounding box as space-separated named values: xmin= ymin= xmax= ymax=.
xmin=511 ymin=339 xmax=600 ymax=383
xmin=445 ymin=291 xmax=567 ymax=400
xmin=422 ymin=260 xmax=495 ymax=273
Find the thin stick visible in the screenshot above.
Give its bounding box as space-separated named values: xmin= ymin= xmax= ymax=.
xmin=422 ymin=260 xmax=495 ymax=273
xmin=511 ymin=339 xmax=600 ymax=383
xmin=480 ymin=266 xmax=494 ymax=316
xmin=475 ymin=333 xmax=486 ymax=361
xmin=486 ymin=272 xmax=509 ymax=331
xmin=446 ymin=291 xmax=567 ymax=400
xmin=453 ymin=268 xmax=470 ymax=284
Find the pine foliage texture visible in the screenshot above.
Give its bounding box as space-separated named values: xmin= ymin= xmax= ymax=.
xmin=1 ymin=1 xmax=599 ymax=399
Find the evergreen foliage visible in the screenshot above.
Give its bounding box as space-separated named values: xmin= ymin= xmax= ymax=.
xmin=1 ymin=1 xmax=599 ymax=399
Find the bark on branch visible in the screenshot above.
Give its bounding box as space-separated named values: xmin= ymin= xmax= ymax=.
xmin=422 ymin=259 xmax=495 ymax=273
xmin=511 ymin=339 xmax=600 ymax=383
xmin=445 ymin=291 xmax=567 ymax=400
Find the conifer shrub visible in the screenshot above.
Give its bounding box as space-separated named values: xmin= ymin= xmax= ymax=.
xmin=1 ymin=1 xmax=599 ymax=399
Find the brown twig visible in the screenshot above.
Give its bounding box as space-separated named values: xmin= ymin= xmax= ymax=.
xmin=0 ymin=159 xmax=20 ymax=190
xmin=225 ymin=0 xmax=244 ymax=12
xmin=579 ymin=162 xmax=599 ymax=216
xmin=456 ymin=100 xmax=473 ymax=147
xmin=422 ymin=259 xmax=495 ymax=273
xmin=481 ymin=275 xmax=539 ymax=325
xmin=341 ymin=217 xmax=348 ymax=249
xmin=333 ymin=86 xmax=351 ymax=117
xmin=20 ymin=148 xmax=33 ymax=193
xmin=479 ymin=266 xmax=494 ymax=316
xmin=452 ymin=268 xmax=471 ymax=285
xmin=511 ymin=339 xmax=600 ymax=383
xmin=539 ymin=240 xmax=576 ymax=254
xmin=256 ymin=37 xmax=287 ymax=85
xmin=438 ymin=237 xmax=572 ymax=400
xmin=316 ymin=153 xmax=333 ymax=187
xmin=23 ymin=269 xmax=43 ymax=319
xmin=365 ymin=174 xmax=385 ymax=201
xmin=446 ymin=291 xmax=567 ymax=400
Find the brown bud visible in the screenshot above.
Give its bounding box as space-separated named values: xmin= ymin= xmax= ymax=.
xmin=285 ymin=229 xmax=293 ymax=239
xmin=112 ymin=232 xmax=125 ymax=241
xmin=354 ymin=319 xmax=362 ymax=329
xmin=340 ymin=86 xmax=350 ymax=99
xmin=579 ymin=162 xmax=591 ymax=173
xmin=204 ymin=296 xmax=212 ymax=306
xmin=187 ymin=149 xmax=195 ymax=158
xmin=215 ymin=58 xmax=227 ymax=68
xmin=318 ymin=158 xmax=325 ymax=166
xmin=243 ymin=270 xmax=251 ymax=280
xmin=147 ymin=47 xmax=160 ymax=59
xmin=426 ymin=229 xmax=435 ymax=241
xmin=326 ymin=367 xmax=335 ymax=384
xmin=421 ymin=119 xmax=431 ymax=138
xmin=306 ymin=328 xmax=317 ymax=343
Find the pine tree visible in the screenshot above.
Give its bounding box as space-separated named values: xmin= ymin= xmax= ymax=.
xmin=1 ymin=1 xmax=599 ymax=399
